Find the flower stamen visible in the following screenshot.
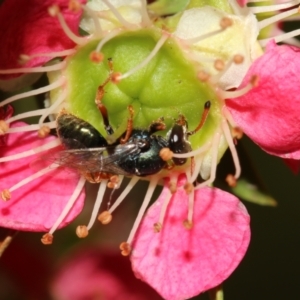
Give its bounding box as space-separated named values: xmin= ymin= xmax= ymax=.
xmin=83 ymin=5 xmax=103 ymax=37
xmin=221 ymin=119 xmax=241 ymax=179
xmin=0 ymin=61 xmax=66 ymax=75
xmin=153 ymin=188 xmax=173 ymax=232
xmin=47 ymin=177 xmax=86 ymax=238
xmin=76 ymin=225 xmax=89 ymax=238
xmin=0 ymin=139 xmax=61 ymax=163
xmin=102 ymin=0 xmax=137 ymax=29
xmin=108 ymin=176 xmax=139 ymax=214
xmin=48 ymin=4 xmax=86 ymax=45
xmin=98 ymin=210 xmax=112 ymax=224
xmin=0 ymin=120 xmax=9 ymax=135
xmin=41 ymin=233 xmax=53 ymax=245
xmin=86 ymin=180 xmax=108 ymax=231
xmin=126 ymin=178 xmax=158 ymax=246
xmin=249 ymin=0 xmax=300 ymax=13
xmin=195 ymin=132 xmax=221 ymax=190
xmin=18 ymin=49 xmax=76 ymax=64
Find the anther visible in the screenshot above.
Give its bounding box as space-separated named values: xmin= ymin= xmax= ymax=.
xmin=76 ymin=225 xmax=89 ymax=238
xmin=232 ymin=127 xmax=243 ymax=139
xmin=1 ymin=189 xmax=11 ymax=201
xmin=153 ymin=222 xmax=162 ymax=233
xmin=111 ymin=72 xmax=121 ymax=84
xmin=226 ymin=174 xmax=237 ymax=187
xmin=89 ymin=51 xmax=104 ymax=63
xmin=98 ymin=211 xmax=113 ymax=224
xmin=160 ymin=148 xmax=173 ymax=161
xmin=233 ymin=54 xmax=244 ymax=64
xmin=169 ymin=181 xmax=177 ymax=194
xmin=184 ymin=182 xmax=194 ymax=194
xmin=48 ymin=4 xmax=60 ymax=17
xmin=38 ymin=125 xmax=51 ymax=138
xmin=214 ymin=59 xmax=225 ymax=71
xmin=183 ymin=220 xmax=193 ymax=230
xmin=250 ymin=75 xmax=259 ymax=87
xmin=120 ymin=242 xmax=131 ymax=256
xmin=220 ymin=17 xmax=233 ymax=29
xmin=68 ymin=0 xmax=81 ymax=12
xmin=41 ymin=233 xmax=53 ymax=245
xmin=0 ymin=120 xmax=8 ymax=135
xmin=18 ymin=54 xmax=30 ymax=65
xmin=197 ymin=71 xmax=210 ymax=82
xmin=107 ymin=175 xmax=119 ymax=189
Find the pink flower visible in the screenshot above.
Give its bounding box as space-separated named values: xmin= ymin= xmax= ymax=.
xmin=226 ymin=41 xmax=300 ymax=171
xmin=51 ymin=247 xmax=163 ymax=300
xmin=0 ymin=0 xmax=86 ymax=80
xmin=0 ymin=0 xmax=298 ymax=299
xmin=131 ymin=179 xmax=250 ymax=300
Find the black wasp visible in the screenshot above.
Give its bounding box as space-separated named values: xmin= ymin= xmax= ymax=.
xmin=54 ymin=59 xmax=211 ymax=182
xmin=55 ymin=99 xmax=210 ymax=183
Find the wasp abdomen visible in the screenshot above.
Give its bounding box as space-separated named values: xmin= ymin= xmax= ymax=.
xmin=57 ymin=114 xmax=108 ymax=149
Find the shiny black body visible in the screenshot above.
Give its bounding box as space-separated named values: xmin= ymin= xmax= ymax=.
xmin=57 ymin=114 xmax=108 ymax=149
xmin=117 ymin=129 xmax=168 ymax=176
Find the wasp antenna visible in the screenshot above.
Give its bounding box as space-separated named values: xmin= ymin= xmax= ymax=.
xmin=187 ymin=100 xmax=211 ymax=136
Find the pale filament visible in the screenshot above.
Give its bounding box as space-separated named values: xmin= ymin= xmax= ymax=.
xmin=51 ymin=6 xmax=87 ymax=45
xmin=8 ymin=163 xmax=60 ymax=193
xmin=195 ymin=131 xmax=221 ymax=190
xmin=250 ymin=0 xmax=300 ymax=13
xmin=108 ymin=176 xmax=139 ymax=213
xmin=220 ymin=82 xmax=253 ymax=99
xmin=140 ymin=0 xmax=152 ymax=27
xmin=0 ymin=77 xmax=65 ymax=107
xmin=7 ymin=109 xmax=49 ymax=123
xmin=172 ymin=141 xmax=212 ymax=159
xmin=183 ymin=28 xmax=225 ymax=45
xmin=127 ymin=177 xmax=159 ymax=245
xmin=0 ymin=139 xmax=61 ymax=163
xmin=87 ymin=180 xmax=108 ymax=230
xmin=95 ymin=29 xmax=122 ymax=53
xmin=84 ymin=5 xmax=103 ymax=37
xmin=7 ymin=121 xmax=56 ymax=133
xmin=20 ymin=49 xmax=76 ymax=62
xmin=259 ymin=29 xmax=300 ymax=46
xmin=221 ymin=119 xmax=241 ymax=179
xmin=39 ymin=89 xmax=67 ymax=126
xmin=49 ymin=177 xmax=86 ymax=234
xmin=222 ymin=105 xmax=237 ymax=128
xmin=258 ymin=6 xmax=300 ymax=30
xmin=187 ymin=189 xmax=195 ymax=223
xmin=157 ymin=188 xmax=173 ymax=227
xmin=189 ymin=154 xmax=203 ymax=184
xmin=0 ymin=61 xmax=65 ymax=74
xmin=102 ymin=0 xmax=137 ymax=29
xmin=118 ymin=34 xmax=169 ymax=81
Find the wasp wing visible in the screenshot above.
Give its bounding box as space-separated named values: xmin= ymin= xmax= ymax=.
xmin=52 ymin=143 xmax=140 ymax=176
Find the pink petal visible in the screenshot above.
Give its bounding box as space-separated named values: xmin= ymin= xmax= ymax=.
xmin=0 ymin=122 xmax=85 ymax=231
xmin=226 ymin=41 xmax=300 ymax=159
xmin=236 ymin=0 xmax=247 ymax=7
xmin=131 ymin=185 xmax=250 ymax=300
xmin=0 ymin=0 xmax=86 ymax=79
xmin=51 ymin=247 xmax=163 ymax=300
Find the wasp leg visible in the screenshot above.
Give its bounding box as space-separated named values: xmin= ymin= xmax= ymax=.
xmin=83 ymin=172 xmax=112 ymax=184
xmin=148 ymin=117 xmax=166 ymax=135
xmin=95 ymin=58 xmax=114 ymax=135
xmin=120 ymin=105 xmax=134 ymax=144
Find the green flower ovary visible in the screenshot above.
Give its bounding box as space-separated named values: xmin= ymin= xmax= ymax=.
xmin=57 ymin=29 xmax=222 ymax=150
